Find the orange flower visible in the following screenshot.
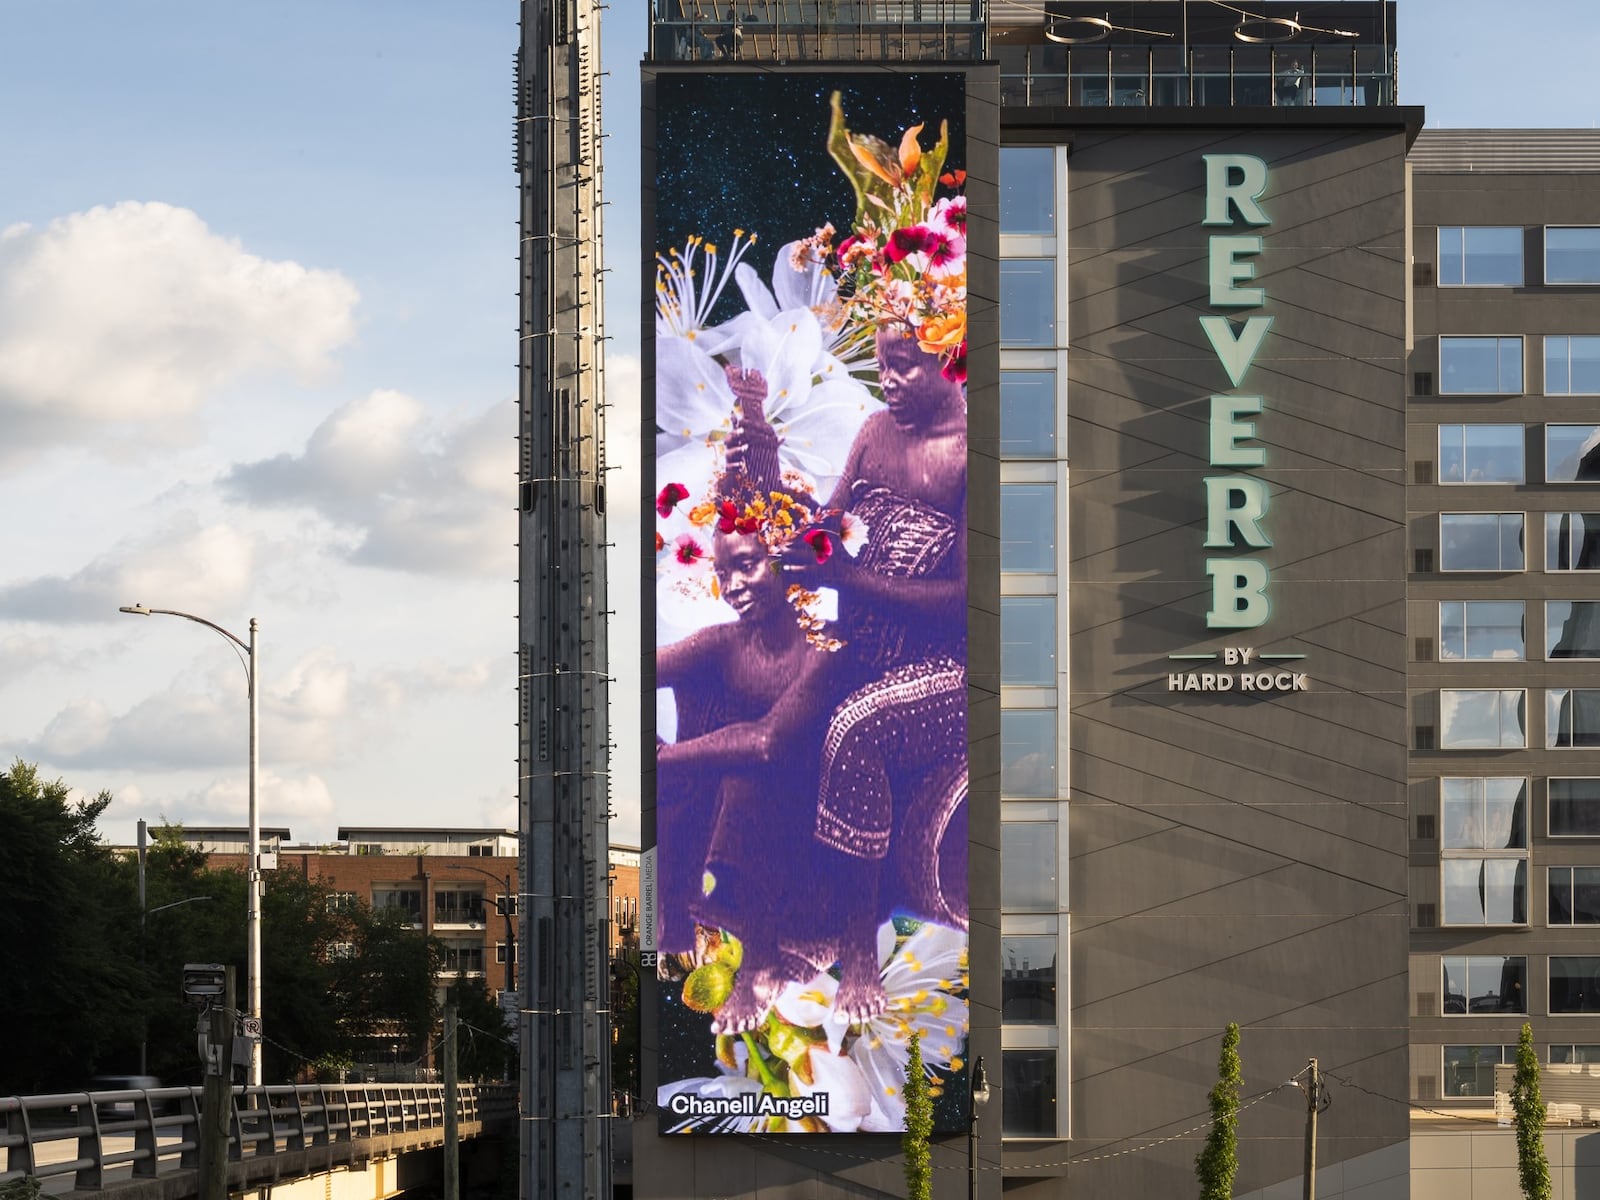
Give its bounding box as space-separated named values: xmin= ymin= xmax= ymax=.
xmin=687 ymin=500 xmax=719 ymax=528
xmin=916 ymin=312 xmax=967 ymax=356
xmin=898 ymin=123 xmax=924 ymax=179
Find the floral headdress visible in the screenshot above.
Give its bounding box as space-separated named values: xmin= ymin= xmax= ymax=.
xmin=824 ymin=92 xmax=968 ymax=382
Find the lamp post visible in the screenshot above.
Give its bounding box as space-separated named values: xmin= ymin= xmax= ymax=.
xmin=121 ymin=604 xmax=261 ymax=1086
xmin=445 ymin=862 xmax=516 ymax=992
xmin=967 ymin=1056 xmax=990 ymax=1200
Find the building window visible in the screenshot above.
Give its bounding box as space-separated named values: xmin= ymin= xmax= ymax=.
xmin=1546 ymin=513 xmax=1600 ymax=571
xmin=1545 ymin=336 xmax=1600 ymax=395
xmin=1001 ymin=371 xmax=1057 ymax=459
xmin=353 ymin=843 xmax=384 ymax=856
xmin=495 ymin=942 xmax=518 ymax=964
xmin=1547 ymin=602 xmax=1600 ymax=659
xmin=1438 ymin=425 xmax=1523 ymax=485
xmin=328 ymin=942 xmax=356 ymax=961
xmin=1438 ymin=226 xmax=1523 ymax=286
xmin=1443 ymin=955 xmax=1527 ymax=1013
xmin=1440 ymin=513 xmax=1524 ymax=571
xmin=1550 ymin=957 xmax=1600 ymax=1013
xmin=1546 ymin=226 xmax=1600 ymax=284
xmin=1550 ymin=1045 xmax=1600 ymax=1064
xmin=1002 ymin=1049 xmax=1057 ymax=1138
xmin=1439 ymin=689 xmax=1526 ymax=749
xmin=468 ymin=844 xmax=492 ymax=857
xmin=1002 ymin=596 xmax=1057 ymax=685
xmin=1001 ymin=823 xmax=1058 ymax=911
xmin=1441 ymin=859 xmax=1527 ymax=925
xmin=1001 ymin=709 xmax=1057 ymax=797
xmin=326 ymin=891 xmax=357 ymax=913
xmin=1548 ymin=689 xmax=1600 ymax=747
xmin=1001 ymin=484 xmax=1056 ymax=572
xmin=496 ymin=893 xmax=519 ymax=916
xmin=1001 ymin=260 xmax=1055 ymax=347
xmin=374 ymin=889 xmax=422 ymax=917
xmin=1550 ymin=779 xmax=1600 ymax=836
xmin=1002 ymin=935 xmax=1057 ymax=1024
xmin=434 ymin=890 xmax=485 ymax=922
xmin=1443 ymin=1046 xmax=1511 ymax=1097
xmin=1439 ymin=336 xmax=1523 ymax=395
xmin=1549 ymin=867 xmax=1600 ymax=925
xmin=1439 ymin=601 xmax=1524 ymax=661
xmin=1441 ymin=778 xmax=1527 ymax=850
xmin=442 ymin=942 xmax=485 ymax=975
xmin=1000 ymin=147 xmax=1055 ymax=235
xmin=1547 ymin=425 xmax=1600 ymax=483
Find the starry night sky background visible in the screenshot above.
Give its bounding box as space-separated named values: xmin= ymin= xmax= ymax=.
xmin=652 ymin=70 xmax=972 ymax=1137
xmin=654 ymin=71 xmax=967 ymax=330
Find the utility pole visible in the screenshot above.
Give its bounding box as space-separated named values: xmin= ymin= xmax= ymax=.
xmin=1302 ymin=1057 xmax=1321 ymax=1200
xmin=199 ymin=968 xmax=235 ymax=1200
xmin=444 ymin=1001 xmax=459 ymax=1200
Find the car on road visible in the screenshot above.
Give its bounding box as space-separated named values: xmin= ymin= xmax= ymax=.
xmin=88 ymin=1074 xmax=165 ymax=1118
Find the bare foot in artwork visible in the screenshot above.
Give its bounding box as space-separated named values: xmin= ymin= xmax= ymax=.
xmin=833 ymin=946 xmax=887 ymax=1026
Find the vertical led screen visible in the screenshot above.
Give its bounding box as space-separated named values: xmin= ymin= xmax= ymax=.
xmin=652 ymin=72 xmax=969 ymax=1135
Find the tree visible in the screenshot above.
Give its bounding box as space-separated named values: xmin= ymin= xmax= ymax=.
xmin=1195 ymin=1023 xmax=1242 ymax=1200
xmin=0 ymin=762 xmax=143 ymax=1093
xmin=1512 ymin=1023 xmax=1551 ymax=1200
xmin=446 ymin=974 xmax=512 ymax=1081
xmin=329 ymin=904 xmax=442 ymax=1064
xmin=902 ymin=1031 xmax=933 ymax=1200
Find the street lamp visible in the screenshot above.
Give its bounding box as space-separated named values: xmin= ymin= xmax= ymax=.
xmin=445 ymin=862 xmax=516 ymax=992
xmin=967 ymin=1056 xmax=990 ymax=1200
xmin=120 ymin=604 xmax=262 ymax=1087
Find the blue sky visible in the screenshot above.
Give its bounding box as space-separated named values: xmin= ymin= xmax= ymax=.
xmin=0 ymin=1 xmax=1593 ymax=849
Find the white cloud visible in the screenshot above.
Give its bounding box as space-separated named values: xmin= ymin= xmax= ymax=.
xmin=0 ymin=202 xmax=358 ymax=465
xmin=187 ymin=770 xmax=336 ymax=826
xmin=0 ymin=632 xmax=62 ymax=682
xmin=0 ymin=516 xmax=255 ymax=623
xmin=223 ymin=390 xmax=515 ymax=576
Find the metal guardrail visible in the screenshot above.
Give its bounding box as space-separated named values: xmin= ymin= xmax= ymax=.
xmin=1 ymin=1083 xmax=507 ymax=1192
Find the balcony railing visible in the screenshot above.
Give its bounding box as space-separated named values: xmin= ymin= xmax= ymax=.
xmin=648 ymin=1 xmax=987 ymax=63
xmin=998 ymin=42 xmax=1395 ymax=108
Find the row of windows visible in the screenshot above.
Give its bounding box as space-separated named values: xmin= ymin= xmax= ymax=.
xmin=1437 ymin=225 xmax=1600 ymax=288
xmin=1442 ymin=1045 xmax=1600 ymax=1100
xmin=1436 ymin=423 xmax=1600 ymax=484
xmin=1436 ymin=511 xmax=1600 ymax=572
xmin=1436 ymin=600 xmax=1600 ymax=660
xmin=1432 ymin=688 xmax=1600 ymax=749
xmin=1435 ymin=335 xmax=1600 ymax=395
xmin=1431 ymin=776 xmax=1600 ymax=839
xmin=1434 ymin=956 xmax=1600 ymax=1013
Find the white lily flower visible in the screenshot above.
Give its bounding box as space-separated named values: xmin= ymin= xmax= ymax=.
xmin=735 ymin=239 xmax=876 ymax=383
xmin=655 ymin=232 xmax=756 ymax=356
xmin=791 ymin=1045 xmax=875 ymax=1133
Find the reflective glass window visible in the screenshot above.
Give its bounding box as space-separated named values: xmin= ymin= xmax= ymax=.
xmin=1442 ymin=956 xmax=1527 ymax=1013
xmin=1546 ymin=425 xmax=1600 ymax=483
xmin=1439 ymin=601 xmax=1524 ymax=661
xmin=1001 ymin=709 xmax=1057 ymax=797
xmin=1001 ymin=371 xmax=1057 ymax=459
xmin=1545 ymin=336 xmax=1600 ymax=394
xmin=1549 ymin=867 xmax=1600 ymax=925
xmin=1439 ymin=337 xmax=1523 ymax=394
xmin=1548 ymin=689 xmax=1600 ymax=748
xmin=1438 ymin=227 xmax=1523 ymax=286
xmin=1442 ymin=859 xmax=1528 ymax=925
xmin=1547 ymin=227 xmax=1600 ymax=284
xmin=1439 ymin=689 xmax=1526 ymax=749
xmin=1002 ymin=822 xmax=1058 ymax=910
xmin=1002 ymin=596 xmax=1057 ymax=685
xmin=1441 ymin=778 xmax=1527 ymax=850
xmin=1546 ymin=513 xmax=1600 ymax=571
xmin=1551 ymin=957 xmax=1600 ymax=1013
xmin=1548 ymin=602 xmax=1600 ymax=659
xmin=1443 ymin=1046 xmax=1509 ymax=1097
xmin=1001 ymin=259 xmax=1055 ymax=346
xmin=1438 ymin=425 xmax=1523 ymax=485
xmin=1002 ymin=484 xmax=1056 ymax=572
xmin=1550 ymin=779 xmax=1600 ymax=835
xmin=1002 ymin=1050 xmax=1057 ymax=1138
xmin=1551 ymin=1045 xmax=1600 ymax=1064
xmin=1440 ymin=513 xmax=1524 ymax=571
xmin=1002 ymin=935 xmax=1057 ymax=1024
xmin=1000 ymin=147 xmax=1055 ymax=235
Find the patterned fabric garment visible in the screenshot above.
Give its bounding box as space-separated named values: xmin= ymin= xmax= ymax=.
xmin=843 ymin=480 xmax=963 ymax=669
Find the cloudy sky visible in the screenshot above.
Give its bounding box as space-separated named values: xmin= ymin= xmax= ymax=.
xmin=0 ymin=1 xmax=1593 ymax=850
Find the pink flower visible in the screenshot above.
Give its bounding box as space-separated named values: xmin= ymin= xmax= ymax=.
xmin=940 ymin=341 xmax=967 ymax=384
xmin=674 ymin=533 xmax=705 ymax=565
xmin=802 ymin=528 xmax=834 ymax=565
xmin=930 ymin=195 xmax=967 ymax=236
xmin=656 ymin=482 xmax=689 ymax=518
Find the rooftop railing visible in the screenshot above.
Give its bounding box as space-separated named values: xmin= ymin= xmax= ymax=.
xmin=647 ymin=2 xmax=987 ymax=63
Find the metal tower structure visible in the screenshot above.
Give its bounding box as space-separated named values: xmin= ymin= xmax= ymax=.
xmin=516 ymin=3 xmax=611 ymax=1200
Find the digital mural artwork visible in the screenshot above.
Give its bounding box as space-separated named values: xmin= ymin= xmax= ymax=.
xmin=651 ymin=72 xmax=971 ymax=1134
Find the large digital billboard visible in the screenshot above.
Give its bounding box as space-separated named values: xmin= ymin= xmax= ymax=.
xmin=651 ymin=72 xmax=970 ymax=1134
